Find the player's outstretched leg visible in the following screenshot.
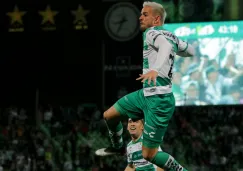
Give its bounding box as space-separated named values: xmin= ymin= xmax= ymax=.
xmin=141 ymin=93 xmax=188 ymax=171
xmin=95 ymin=106 xmax=126 ymax=156
xmin=142 ymin=145 xmax=188 ymax=171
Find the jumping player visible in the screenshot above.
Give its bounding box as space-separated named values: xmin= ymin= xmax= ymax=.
xmin=96 ymin=1 xmax=195 ymax=171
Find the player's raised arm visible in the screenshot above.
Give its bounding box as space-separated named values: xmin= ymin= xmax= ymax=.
xmin=136 ymin=30 xmax=172 ymax=85
xmin=177 ymin=39 xmax=195 ymax=57
xmin=147 ymin=30 xmax=172 ymax=72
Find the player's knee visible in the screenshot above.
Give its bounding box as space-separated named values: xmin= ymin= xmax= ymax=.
xmin=142 ymin=148 xmax=157 ymax=161
xmin=103 ymin=106 xmax=120 ymax=120
xmin=103 ymin=111 xmax=109 ymax=120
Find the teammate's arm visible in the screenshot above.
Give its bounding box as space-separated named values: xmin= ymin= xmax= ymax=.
xmin=124 ymin=164 xmax=135 ymax=171
xmin=125 ymin=149 xmax=135 ymax=171
xmin=176 ymin=39 xmax=195 ymax=57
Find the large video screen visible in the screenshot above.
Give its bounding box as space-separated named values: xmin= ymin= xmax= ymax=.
xmin=164 ymin=21 xmax=243 ymax=106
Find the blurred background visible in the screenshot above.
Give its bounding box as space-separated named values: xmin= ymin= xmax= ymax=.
xmin=0 ymin=0 xmax=243 ymax=170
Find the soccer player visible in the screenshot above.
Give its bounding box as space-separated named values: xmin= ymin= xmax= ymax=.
xmin=125 ymin=118 xmax=164 ymax=171
xmin=96 ymin=1 xmax=195 ymax=171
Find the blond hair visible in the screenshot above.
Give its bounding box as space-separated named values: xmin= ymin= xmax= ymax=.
xmin=143 ymin=1 xmax=167 ymax=23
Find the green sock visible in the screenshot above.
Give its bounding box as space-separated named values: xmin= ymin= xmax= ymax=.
xmin=104 ymin=120 xmax=123 ymax=149
xmin=151 ymin=151 xmax=188 ymax=171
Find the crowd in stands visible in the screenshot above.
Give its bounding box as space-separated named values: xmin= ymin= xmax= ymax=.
xmin=173 ymin=40 xmax=243 ymax=106
xmin=0 ymin=104 xmax=242 ymax=171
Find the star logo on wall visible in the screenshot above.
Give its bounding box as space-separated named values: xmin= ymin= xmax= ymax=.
xmin=39 ymin=5 xmax=58 ymax=31
xmin=39 ymin=5 xmax=58 ymax=24
xmin=6 ymin=5 xmax=26 ymax=32
xmin=71 ymin=5 xmax=90 ymax=30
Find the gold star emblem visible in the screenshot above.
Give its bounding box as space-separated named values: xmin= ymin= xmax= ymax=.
xmin=39 ymin=5 xmax=58 ymax=24
xmin=71 ymin=5 xmax=89 ymax=24
xmin=7 ymin=5 xmax=26 ymax=25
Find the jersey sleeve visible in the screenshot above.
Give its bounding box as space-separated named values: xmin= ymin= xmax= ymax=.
xmin=177 ymin=39 xmax=195 ymax=57
xmin=178 ymin=39 xmax=188 ymax=52
xmin=147 ymin=30 xmax=172 ymax=72
xmin=145 ymin=29 xmax=163 ymax=46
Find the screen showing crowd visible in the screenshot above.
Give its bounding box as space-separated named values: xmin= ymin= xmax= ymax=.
xmin=164 ymin=21 xmax=243 ymax=106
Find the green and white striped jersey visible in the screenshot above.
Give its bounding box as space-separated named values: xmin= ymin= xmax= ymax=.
xmin=143 ymin=26 xmax=188 ymax=96
xmin=127 ymin=136 xmax=162 ymax=171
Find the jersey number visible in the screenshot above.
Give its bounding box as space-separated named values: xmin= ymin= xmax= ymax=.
xmin=168 ymin=54 xmax=175 ymax=79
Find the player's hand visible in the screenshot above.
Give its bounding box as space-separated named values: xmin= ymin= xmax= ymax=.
xmin=136 ymin=70 xmax=158 ymax=85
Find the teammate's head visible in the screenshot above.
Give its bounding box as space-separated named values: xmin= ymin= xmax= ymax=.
xmin=139 ymin=1 xmax=166 ymax=31
xmin=127 ymin=118 xmax=144 ymax=140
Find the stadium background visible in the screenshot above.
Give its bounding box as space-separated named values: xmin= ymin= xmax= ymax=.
xmin=0 ymin=0 xmax=243 ymax=170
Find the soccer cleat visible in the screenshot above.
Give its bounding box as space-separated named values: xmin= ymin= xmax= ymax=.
xmin=95 ymin=146 xmax=126 ymax=157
